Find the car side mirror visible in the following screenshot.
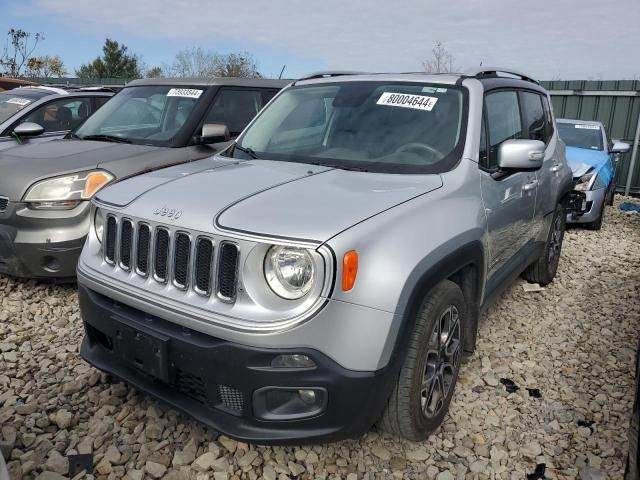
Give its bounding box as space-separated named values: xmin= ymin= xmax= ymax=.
xmin=611 ymin=141 xmax=630 ymax=154
xmin=13 ymin=122 xmax=45 ymax=138
xmin=498 ymin=139 xmax=545 ymax=171
xmin=200 ymin=123 xmax=230 ymax=144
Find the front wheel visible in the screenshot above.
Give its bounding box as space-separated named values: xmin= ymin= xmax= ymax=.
xmin=379 ymin=280 xmax=465 ymax=441
xmin=522 ymin=202 xmax=565 ymax=286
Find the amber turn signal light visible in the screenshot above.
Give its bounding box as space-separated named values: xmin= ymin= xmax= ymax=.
xmin=342 ymin=250 xmax=358 ymax=292
xmin=82 ymin=171 xmax=113 ymax=199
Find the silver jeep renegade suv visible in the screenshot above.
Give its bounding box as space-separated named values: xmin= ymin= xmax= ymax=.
xmin=77 ymin=69 xmax=573 ymax=443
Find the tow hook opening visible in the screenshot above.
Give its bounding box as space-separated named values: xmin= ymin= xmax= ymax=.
xmin=567 ymin=191 xmax=588 ymax=220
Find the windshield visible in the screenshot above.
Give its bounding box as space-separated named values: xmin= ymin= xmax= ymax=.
xmin=558 ymin=122 xmax=604 ymax=151
xmin=234 ymin=82 xmax=466 ymax=173
xmin=75 ymin=85 xmax=206 ymax=146
xmin=0 ymin=92 xmax=36 ymax=123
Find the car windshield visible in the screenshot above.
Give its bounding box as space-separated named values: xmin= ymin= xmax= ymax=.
xmin=75 ymin=85 xmax=206 ymax=146
xmin=558 ymin=122 xmax=604 ymax=151
xmin=0 ymin=92 xmax=37 ymax=123
xmin=234 ymin=81 xmax=466 ymax=174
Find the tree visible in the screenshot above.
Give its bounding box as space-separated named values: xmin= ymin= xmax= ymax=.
xmin=0 ymin=29 xmax=44 ymax=77
xmin=146 ymin=66 xmax=163 ymax=78
xmin=76 ymin=38 xmax=141 ymax=79
xmin=167 ymin=47 xmax=261 ymax=78
xmin=422 ymin=40 xmax=458 ymax=74
xmin=26 ymin=55 xmax=66 ymax=78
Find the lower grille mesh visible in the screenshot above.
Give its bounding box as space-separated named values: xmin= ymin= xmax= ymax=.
xmin=218 ymin=385 xmax=244 ymax=413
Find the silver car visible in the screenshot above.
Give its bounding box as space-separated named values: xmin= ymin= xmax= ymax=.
xmin=77 ymin=69 xmax=573 ymax=443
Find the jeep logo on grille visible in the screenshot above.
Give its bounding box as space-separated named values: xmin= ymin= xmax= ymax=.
xmin=153 ymin=206 xmax=182 ymax=220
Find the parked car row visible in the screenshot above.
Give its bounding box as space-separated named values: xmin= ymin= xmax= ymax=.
xmin=0 ymin=69 xmax=634 ymax=448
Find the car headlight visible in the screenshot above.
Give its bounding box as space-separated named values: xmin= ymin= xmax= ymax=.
xmin=574 ymin=170 xmax=596 ymax=191
xmin=94 ymin=207 xmax=105 ymax=244
xmin=264 ymin=245 xmax=315 ymax=299
xmin=23 ymin=170 xmax=114 ymax=209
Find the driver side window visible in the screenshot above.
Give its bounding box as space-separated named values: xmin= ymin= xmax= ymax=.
xmin=484 ymin=91 xmax=524 ymax=169
xmin=18 ymin=98 xmax=91 ymax=134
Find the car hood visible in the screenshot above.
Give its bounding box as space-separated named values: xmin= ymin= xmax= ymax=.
xmin=565 ymin=146 xmax=613 ymax=185
xmin=97 ymin=158 xmax=443 ymax=242
xmin=0 ymin=139 xmax=165 ymax=200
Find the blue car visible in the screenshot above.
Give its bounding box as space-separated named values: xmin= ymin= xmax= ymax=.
xmin=558 ymin=119 xmax=630 ymax=229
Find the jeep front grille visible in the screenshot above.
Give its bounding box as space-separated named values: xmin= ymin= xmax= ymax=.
xmin=103 ymin=217 xmax=240 ymax=302
xmin=0 ymin=196 xmax=8 ymax=212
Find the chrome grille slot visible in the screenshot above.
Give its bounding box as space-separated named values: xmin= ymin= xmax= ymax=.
xmin=194 ymin=238 xmax=214 ymax=295
xmin=136 ymin=224 xmax=151 ymax=275
xmin=154 ymin=228 xmax=170 ymax=282
xmin=0 ymin=196 xmax=8 ymax=212
xmin=173 ymin=232 xmax=191 ymax=289
xmin=119 ymin=220 xmax=133 ymax=270
xmin=217 ymin=242 xmax=239 ymax=301
xmin=104 ymin=216 xmax=117 ymax=264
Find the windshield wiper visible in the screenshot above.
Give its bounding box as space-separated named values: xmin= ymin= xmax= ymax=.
xmin=81 ymin=134 xmax=133 ymax=144
xmin=67 ymin=132 xmax=81 ymax=140
xmin=234 ymin=144 xmax=259 ymax=159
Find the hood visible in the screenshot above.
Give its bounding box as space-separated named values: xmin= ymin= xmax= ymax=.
xmin=565 ymin=146 xmax=613 ymax=185
xmin=0 ymin=139 xmax=163 ymax=200
xmin=100 ymin=158 xmax=443 ymax=242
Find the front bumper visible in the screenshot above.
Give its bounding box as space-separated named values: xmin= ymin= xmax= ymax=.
xmin=0 ymin=201 xmax=90 ymax=278
xmin=78 ymin=285 xmax=397 ymax=444
xmin=566 ymin=187 xmax=606 ymax=224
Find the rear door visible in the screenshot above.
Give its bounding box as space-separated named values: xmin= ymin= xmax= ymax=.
xmin=479 ymin=90 xmax=537 ymax=281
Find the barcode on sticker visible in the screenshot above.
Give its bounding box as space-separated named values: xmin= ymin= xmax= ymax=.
xmin=377 ymin=92 xmax=438 ymax=111
xmin=5 ymin=97 xmax=31 ymax=106
xmin=575 ymin=124 xmax=600 ymax=130
xmin=167 ymin=88 xmax=203 ymax=99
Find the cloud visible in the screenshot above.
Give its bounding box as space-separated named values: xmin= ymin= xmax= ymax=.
xmin=32 ymin=0 xmax=640 ymax=78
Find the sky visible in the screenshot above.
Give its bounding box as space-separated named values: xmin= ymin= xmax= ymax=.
xmin=2 ymin=0 xmax=639 ymax=80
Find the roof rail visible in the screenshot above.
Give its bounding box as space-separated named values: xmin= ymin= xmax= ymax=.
xmin=298 ymin=71 xmax=368 ymax=81
xmin=465 ymin=67 xmax=540 ymax=85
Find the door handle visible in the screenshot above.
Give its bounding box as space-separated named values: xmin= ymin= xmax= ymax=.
xmin=522 ymin=180 xmax=538 ymax=192
xmin=550 ymin=164 xmax=562 ymax=173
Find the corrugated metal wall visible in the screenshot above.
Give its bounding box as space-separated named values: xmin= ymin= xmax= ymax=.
xmin=541 ymin=80 xmax=640 ymax=194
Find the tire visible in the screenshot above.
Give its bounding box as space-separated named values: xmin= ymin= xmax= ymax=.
xmin=379 ymin=280 xmax=466 ymax=441
xmin=522 ymin=203 xmax=565 ymax=286
xmin=607 ymin=189 xmax=615 ymax=207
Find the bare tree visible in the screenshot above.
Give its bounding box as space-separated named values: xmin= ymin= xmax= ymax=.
xmin=0 ymin=29 xmax=44 ymax=77
xmin=422 ymin=40 xmax=458 ymax=74
xmin=26 ymin=55 xmax=66 ymax=78
xmin=167 ymin=48 xmax=261 ymax=78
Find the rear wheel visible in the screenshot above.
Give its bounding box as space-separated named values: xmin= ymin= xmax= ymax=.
xmin=379 ymin=280 xmax=465 ymax=441
xmin=522 ymin=203 xmax=565 ymax=286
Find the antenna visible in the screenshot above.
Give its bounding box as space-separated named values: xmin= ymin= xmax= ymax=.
xmin=278 ymin=65 xmax=286 ymax=79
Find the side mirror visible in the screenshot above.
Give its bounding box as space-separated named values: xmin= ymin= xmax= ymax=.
xmin=200 ymin=123 xmax=230 ymax=144
xmin=498 ymin=139 xmax=545 ymax=171
xmin=13 ymin=122 xmax=45 ymax=138
xmin=611 ymin=141 xmax=630 ymax=154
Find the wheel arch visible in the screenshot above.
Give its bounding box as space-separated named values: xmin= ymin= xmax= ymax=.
xmin=384 ymin=240 xmax=486 ymax=373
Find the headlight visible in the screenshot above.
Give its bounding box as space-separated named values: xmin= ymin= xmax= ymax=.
xmin=94 ymin=207 xmax=105 ymax=244
xmin=574 ymin=170 xmax=596 ymax=191
xmin=264 ymin=245 xmax=315 ymax=299
xmin=23 ymin=170 xmax=113 ymax=209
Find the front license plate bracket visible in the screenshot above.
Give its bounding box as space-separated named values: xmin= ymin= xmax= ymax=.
xmin=113 ymin=321 xmax=170 ymax=383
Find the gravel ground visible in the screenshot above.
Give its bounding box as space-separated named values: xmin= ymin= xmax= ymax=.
xmin=1 ymin=199 xmax=639 ymax=480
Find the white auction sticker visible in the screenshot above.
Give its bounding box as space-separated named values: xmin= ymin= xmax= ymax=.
xmin=167 ymin=88 xmax=203 ymax=99
xmin=377 ymin=92 xmax=438 ymax=111
xmin=5 ymin=97 xmax=31 ymax=106
xmin=575 ymin=124 xmax=600 ymax=130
